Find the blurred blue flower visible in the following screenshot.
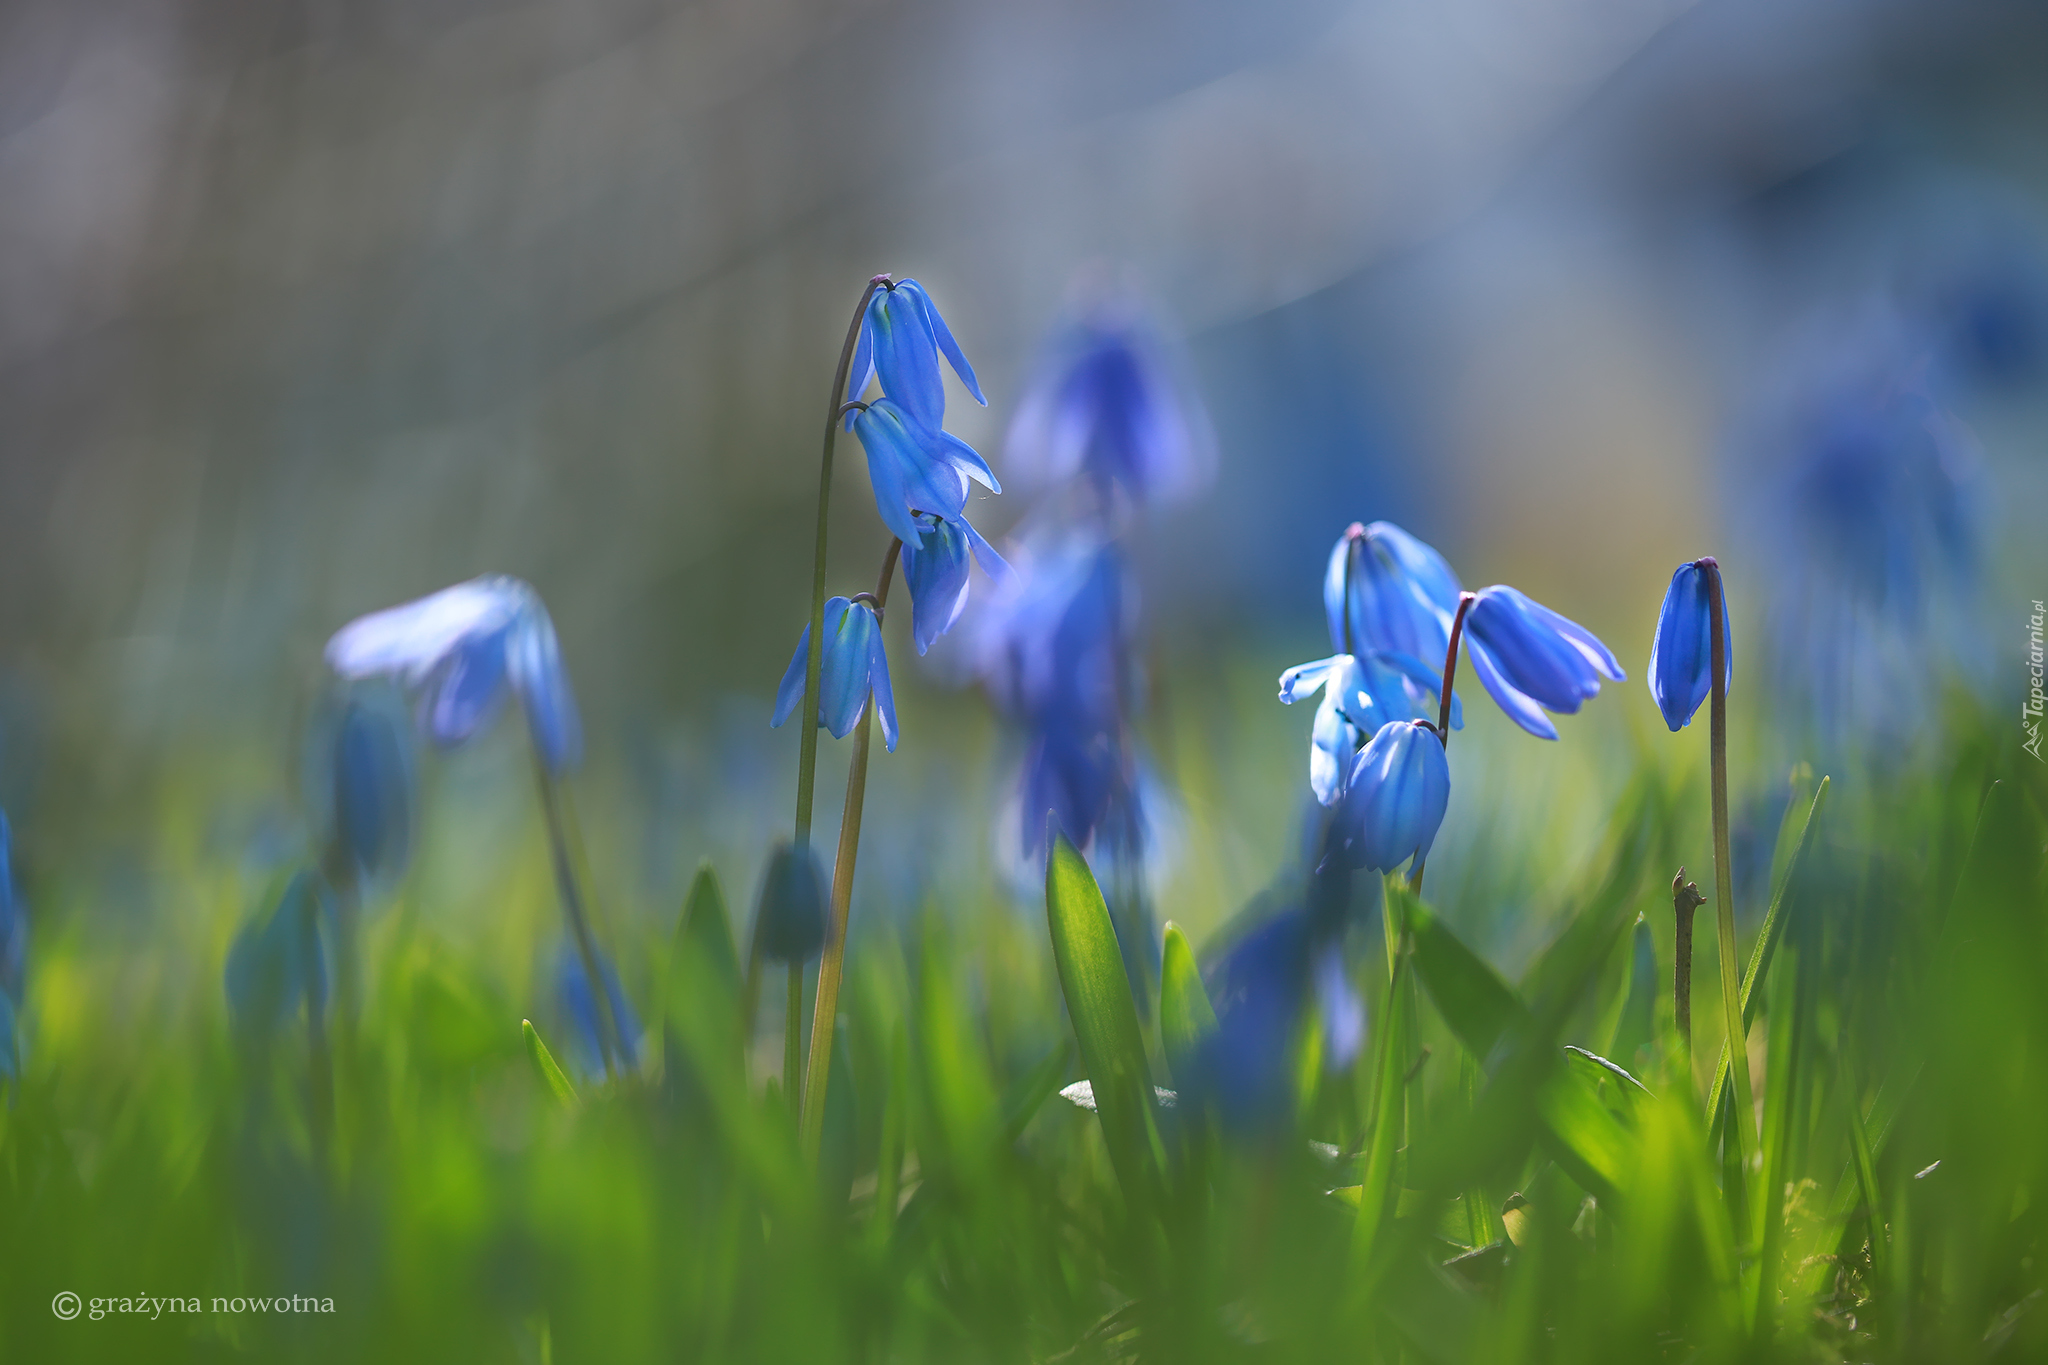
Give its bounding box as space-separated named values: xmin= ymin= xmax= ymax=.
xmin=1195 ymin=908 xmax=1364 ymax=1130
xmin=1647 ymin=561 xmax=1730 ymax=732
xmin=850 ymin=398 xmax=1002 ymax=548
xmin=1324 ymin=522 xmax=1462 ymax=663
xmin=557 ymin=939 xmax=640 ymax=1078
xmin=225 ymin=871 xmax=332 ymax=1044
xmin=320 ymin=695 xmax=417 ymax=890
xmin=846 ymin=278 xmax=986 ymax=433
xmin=1462 ymin=586 xmax=1625 ymax=741
xmin=900 ymin=512 xmax=1013 ymax=656
xmin=1321 ymin=720 xmax=1449 ymax=874
xmin=326 ymin=576 xmax=583 ymax=774
xmin=754 ymin=841 xmax=828 ymax=964
xmin=1004 ymin=304 xmax=1215 ymax=506
xmin=0 ymin=811 xmax=24 ymax=1004
xmin=1278 ymin=652 xmax=1457 ymax=806
xmin=772 ymin=596 xmax=898 ymax=752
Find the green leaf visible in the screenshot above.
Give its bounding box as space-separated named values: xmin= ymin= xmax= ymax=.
xmin=523 ymin=1019 xmax=578 ymax=1107
xmin=1409 ymin=900 xmax=1531 ymax=1062
xmin=1536 ymin=1065 xmax=1633 ymax=1204
xmin=1158 ymin=921 xmax=1217 ymax=1087
xmin=1706 ymin=776 xmax=1830 ymax=1133
xmin=1001 ymin=1039 xmax=1074 ymax=1142
xmin=1044 ymin=821 xmax=1162 ymax=1206
xmin=665 ymin=863 xmax=745 ymax=1093
xmin=1563 ymin=1044 xmax=1654 ymax=1107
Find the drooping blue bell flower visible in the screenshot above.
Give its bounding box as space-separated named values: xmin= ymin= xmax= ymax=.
xmin=318 ymin=694 xmax=417 ymax=890
xmin=1647 ymin=561 xmax=1732 ymax=732
xmin=225 ymin=871 xmax=333 ymax=1044
xmin=1461 ymin=586 xmax=1625 ymax=740
xmin=557 ymin=938 xmax=640 ymax=1078
xmin=1324 ymin=522 xmax=1463 ymax=663
xmin=325 ymin=576 xmax=584 ymax=774
xmin=772 ymin=596 xmax=898 ymax=752
xmin=1277 ymin=652 xmax=1459 ymax=806
xmin=849 ymin=398 xmax=1002 ymax=548
xmin=1321 ymin=720 xmax=1450 ymax=874
xmin=846 ymin=278 xmax=987 ymax=433
xmin=1004 ymin=306 xmax=1215 ymax=506
xmin=900 ymin=511 xmax=1013 ymax=656
xmin=754 ymin=841 xmax=828 ymax=963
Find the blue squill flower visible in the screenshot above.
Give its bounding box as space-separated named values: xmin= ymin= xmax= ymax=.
xmin=318 ymin=695 xmax=417 ymax=890
xmin=1324 ymin=522 xmax=1463 ymax=663
xmin=557 ymin=939 xmax=640 ymax=1078
xmin=846 ymin=278 xmax=986 ymax=432
xmin=849 ymin=398 xmax=1002 ymax=548
xmin=1648 ymin=561 xmax=1731 ymax=732
xmin=900 ymin=512 xmax=1013 ymax=656
xmin=325 ymin=576 xmax=583 ymax=773
xmin=1004 ymin=306 xmax=1215 ymax=506
xmin=1278 ymin=652 xmax=1459 ymax=806
xmin=772 ymin=596 xmax=898 ymax=752
xmin=225 ymin=871 xmax=332 ymax=1044
xmin=1321 ymin=720 xmax=1450 ymax=874
xmin=1462 ymin=586 xmax=1625 ymax=740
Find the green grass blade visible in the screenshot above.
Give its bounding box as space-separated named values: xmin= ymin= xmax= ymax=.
xmin=523 ymin=1019 xmax=578 ymax=1107
xmin=1843 ymin=1080 xmax=1886 ymax=1280
xmin=1707 ymin=776 xmax=1830 ymax=1133
xmin=1044 ymin=821 xmax=1162 ymax=1206
xmin=1158 ymin=920 xmax=1217 ymax=1087
xmin=1351 ymin=950 xmax=1412 ymax=1266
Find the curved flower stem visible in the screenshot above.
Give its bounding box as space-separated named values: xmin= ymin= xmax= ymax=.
xmin=537 ymin=762 xmax=622 ymax=1079
xmin=1700 ymin=557 xmax=1758 ymax=1173
xmin=1408 ymin=592 xmax=1476 ymax=895
xmin=801 ymin=537 xmax=901 ymax=1153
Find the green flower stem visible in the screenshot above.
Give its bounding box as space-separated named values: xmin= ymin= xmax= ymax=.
xmin=1702 ymin=559 xmax=1758 ymax=1174
xmin=801 ymin=538 xmax=900 ymax=1152
xmin=536 ymin=760 xmax=622 ymax=1079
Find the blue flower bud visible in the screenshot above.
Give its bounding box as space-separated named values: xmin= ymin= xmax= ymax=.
xmin=1462 ymin=585 xmax=1625 ymax=740
xmin=850 ymin=399 xmax=1001 ymax=548
xmin=1324 ymin=522 xmax=1463 ymax=663
xmin=752 ymin=842 xmax=828 ymax=964
xmin=1321 ymin=719 xmax=1450 ymax=874
xmin=771 ymin=596 xmax=898 ymax=752
xmin=1648 ymin=561 xmax=1731 ymax=731
xmin=325 ymin=696 xmax=417 ymax=890
xmin=900 ymin=512 xmax=1013 ymax=656
xmin=225 ymin=871 xmax=332 ymax=1044
xmin=557 ymin=938 xmax=640 ymax=1077
xmin=846 ymin=279 xmax=987 ymax=433
xmin=325 ymin=576 xmax=584 ymax=773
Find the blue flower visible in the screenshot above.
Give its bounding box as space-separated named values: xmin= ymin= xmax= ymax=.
xmin=557 ymin=939 xmax=640 ymax=1078
xmin=772 ymin=596 xmax=898 ymax=752
xmin=753 ymin=842 xmax=828 ymax=963
xmin=1194 ymin=909 xmax=1365 ymax=1130
xmin=1647 ymin=561 xmax=1731 ymax=732
xmin=900 ymin=511 xmax=1013 ymax=656
xmin=849 ymin=398 xmax=1002 ymax=548
xmin=1321 ymin=720 xmax=1450 ymax=874
xmin=846 ymin=278 xmax=986 ymax=432
xmin=225 ymin=871 xmax=332 ymax=1044
xmin=1278 ymin=652 xmax=1458 ymax=806
xmin=316 ymin=694 xmax=417 ymax=890
xmin=1462 ymin=586 xmax=1625 ymax=740
xmin=1004 ymin=308 xmax=1215 ymax=506
xmin=325 ymin=576 xmax=584 ymax=774
xmin=1324 ymin=522 xmax=1463 ymax=663
xmin=0 ymin=811 xmax=24 ymax=1005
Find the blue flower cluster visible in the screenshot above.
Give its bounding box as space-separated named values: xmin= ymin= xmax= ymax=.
xmin=1280 ymin=522 xmax=1623 ymax=877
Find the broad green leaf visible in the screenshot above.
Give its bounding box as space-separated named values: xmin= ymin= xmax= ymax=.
xmin=665 ymin=862 xmax=745 ymax=1096
xmin=523 ymin=1019 xmax=577 ymax=1107
xmin=1044 ymin=824 xmax=1162 ymax=1205
xmin=1409 ymin=901 xmax=1530 ymax=1062
xmin=1536 ymin=1066 xmax=1633 ymax=1203
xmin=1158 ymin=921 xmax=1216 ymax=1087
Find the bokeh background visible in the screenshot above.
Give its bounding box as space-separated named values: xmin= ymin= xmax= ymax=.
xmin=1 ymin=0 xmax=2044 ymax=974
